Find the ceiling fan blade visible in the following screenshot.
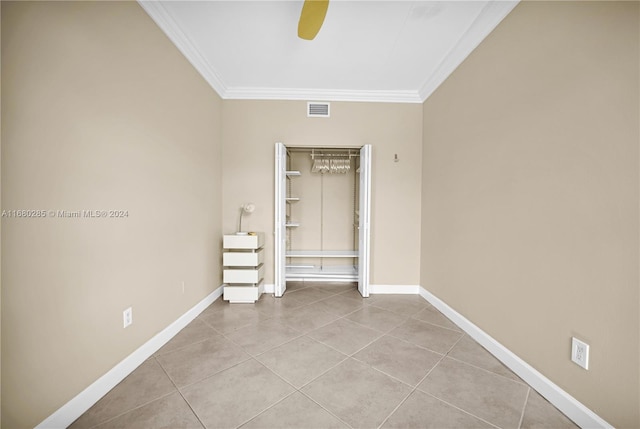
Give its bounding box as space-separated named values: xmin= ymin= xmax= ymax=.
xmin=298 ymin=0 xmax=329 ymax=40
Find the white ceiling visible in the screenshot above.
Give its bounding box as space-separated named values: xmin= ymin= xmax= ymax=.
xmin=139 ymin=0 xmax=518 ymax=103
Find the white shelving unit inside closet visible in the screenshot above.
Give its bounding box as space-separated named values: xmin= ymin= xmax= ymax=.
xmin=284 ymin=148 xmax=360 ymax=282
xmin=275 ymin=142 xmax=371 ymax=298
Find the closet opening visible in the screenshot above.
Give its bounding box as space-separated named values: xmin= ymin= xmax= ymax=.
xmin=275 ymin=143 xmax=371 ymax=298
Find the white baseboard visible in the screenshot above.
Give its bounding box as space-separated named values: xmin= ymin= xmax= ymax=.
xmin=264 ymin=283 xmax=420 ymax=295
xmin=263 ymin=283 xmax=274 ymax=294
xmin=418 ymin=287 xmax=612 ymax=429
xmin=54 ymin=282 xmax=607 ymax=429
xmin=36 ymin=285 xmax=224 ymax=429
xmin=370 ymin=284 xmax=420 ymax=294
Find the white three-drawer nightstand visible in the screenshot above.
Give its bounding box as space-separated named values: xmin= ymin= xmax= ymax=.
xmin=222 ymin=233 xmax=264 ymax=303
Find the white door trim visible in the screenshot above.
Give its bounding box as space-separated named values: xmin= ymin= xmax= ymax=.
xmin=274 ymin=142 xmax=287 ymax=297
xmin=358 ymin=144 xmax=372 ymax=297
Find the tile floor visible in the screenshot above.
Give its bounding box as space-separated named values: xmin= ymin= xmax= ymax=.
xmin=70 ymin=282 xmax=579 ymax=429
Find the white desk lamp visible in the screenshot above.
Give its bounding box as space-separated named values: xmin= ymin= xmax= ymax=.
xmin=237 ymin=203 xmax=255 ymax=235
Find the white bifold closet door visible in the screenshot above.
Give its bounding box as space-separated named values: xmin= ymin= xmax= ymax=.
xmin=273 ymin=142 xmax=371 ymax=298
xmin=357 ymin=144 xmax=372 ymax=298
xmin=274 ymin=142 xmax=287 ymax=297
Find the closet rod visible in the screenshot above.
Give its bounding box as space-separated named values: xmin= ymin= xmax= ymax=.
xmin=285 ymin=147 xmax=360 ymax=156
xmin=310 ymin=149 xmax=359 ymax=159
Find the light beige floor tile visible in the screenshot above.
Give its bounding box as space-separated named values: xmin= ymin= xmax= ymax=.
xmin=294 ymin=280 xmax=323 ymax=288
xmin=69 ymin=359 xmax=176 ymax=429
xmin=369 ymin=294 xmax=428 ymax=316
xmin=360 ymin=292 xmax=384 ymax=305
xmin=308 ymin=318 xmax=382 ymax=355
xmin=285 ymin=281 xmax=309 ymax=291
xmin=418 ymin=357 xmax=528 ymax=429
xmin=93 ymin=392 xmax=203 ymax=429
xmin=73 ymin=295 xmax=576 ymax=429
xmin=278 ymin=301 xmax=342 ymax=333
xmin=382 ymin=390 xmax=494 ymax=429
xmin=302 ymin=358 xmax=412 ymax=429
xmin=338 ymin=288 xmax=371 ymax=301
xmin=353 ymin=335 xmax=443 ymax=386
xmin=224 ymin=318 xmax=303 ymax=356
xmin=156 ymin=337 xmax=250 ymax=387
xmin=390 ymin=318 xmax=463 ymax=353
xmin=411 ymin=305 xmax=463 ymax=332
xmin=346 ymin=305 xmax=408 ymax=333
xmin=241 ymin=392 xmax=348 ymax=429
xmin=154 ymin=318 xmax=221 ymax=356
xmin=256 ymin=336 xmax=347 ymax=388
xmin=303 ymin=280 xmax=352 ymax=289
xmin=448 ymin=335 xmax=522 ymax=382
xmin=314 ymin=294 xmax=365 ymax=316
xmin=198 ymin=301 xmax=268 ymax=334
xmin=521 ymin=389 xmax=579 ymax=429
xmin=253 ymin=293 xmax=306 ymax=318
xmin=182 ymin=359 xmax=295 ymax=429
xmin=310 ymin=282 xmax=358 ymax=295
xmin=285 ymin=287 xmax=336 ymax=305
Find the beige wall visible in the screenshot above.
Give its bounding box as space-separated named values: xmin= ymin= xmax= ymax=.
xmin=4 ymin=0 xmax=636 ymax=427
xmin=222 ymin=100 xmax=423 ymax=286
xmin=1 ymin=2 xmax=223 ymax=428
xmin=0 ymin=4 xmax=3 ymax=425
xmin=421 ymin=2 xmax=639 ymax=428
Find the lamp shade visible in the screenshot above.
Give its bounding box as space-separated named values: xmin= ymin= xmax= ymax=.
xmin=237 ymin=202 xmax=255 ymax=234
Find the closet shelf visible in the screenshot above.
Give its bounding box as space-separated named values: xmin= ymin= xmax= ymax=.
xmin=286 ymin=250 xmax=358 ymax=258
xmin=286 ymin=265 xmax=358 ymax=281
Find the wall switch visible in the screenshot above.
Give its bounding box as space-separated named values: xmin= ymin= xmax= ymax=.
xmin=571 ymin=337 xmax=589 ymax=370
xmin=123 ymin=307 xmax=133 ymax=328
xmin=182 ymin=281 xmax=185 ymax=294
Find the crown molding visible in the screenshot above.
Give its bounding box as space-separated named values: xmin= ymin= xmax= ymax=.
xmin=138 ymin=0 xmax=228 ymax=96
xmin=138 ymin=0 xmax=422 ymax=103
xmin=224 ymin=87 xmax=423 ymax=103
xmin=139 ymin=0 xmax=517 ymax=104
xmin=418 ymin=0 xmax=519 ymax=101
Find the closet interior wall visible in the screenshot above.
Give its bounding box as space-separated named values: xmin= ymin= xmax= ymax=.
xmin=286 ymin=148 xmax=359 ymax=280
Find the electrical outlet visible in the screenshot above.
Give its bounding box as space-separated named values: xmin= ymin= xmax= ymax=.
xmin=571 ymin=337 xmax=589 ymax=370
xmin=123 ymin=307 xmax=133 ymax=328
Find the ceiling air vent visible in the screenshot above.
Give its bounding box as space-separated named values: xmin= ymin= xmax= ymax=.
xmin=307 ymin=102 xmax=330 ymax=118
